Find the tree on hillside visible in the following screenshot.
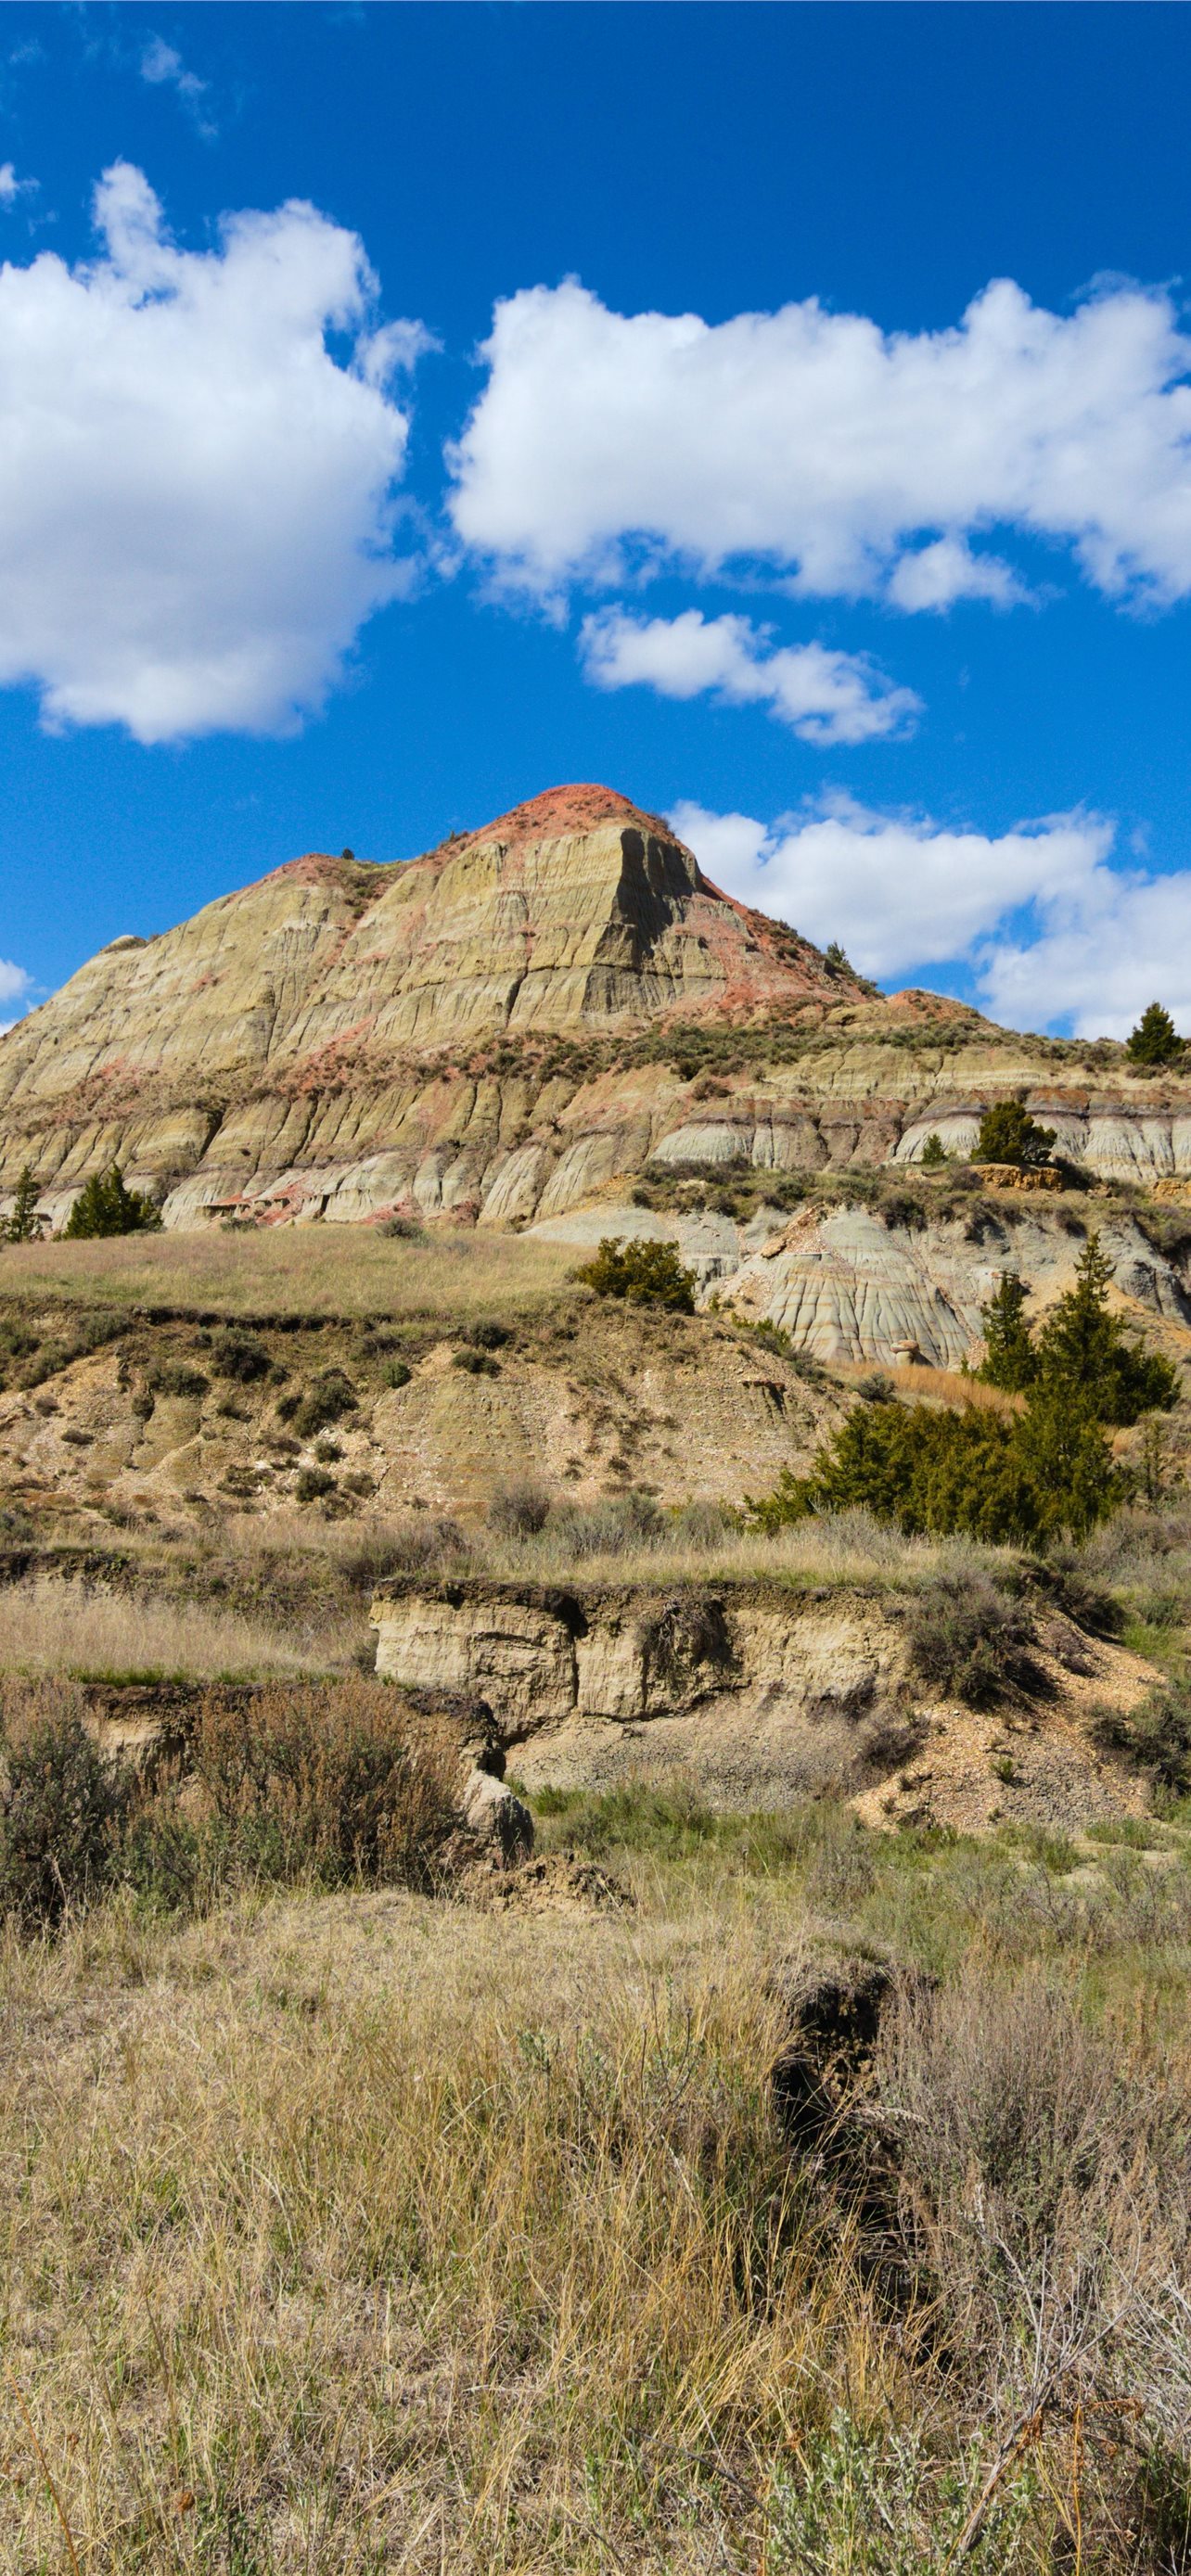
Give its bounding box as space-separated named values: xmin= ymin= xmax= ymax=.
xmin=919 ymin=1132 xmax=948 ymax=1169
xmin=974 ymin=1099 xmax=1057 ymax=1167
xmin=574 ymin=1236 xmax=696 ymax=1312
xmin=978 ymin=1270 xmax=1038 ymax=1392
xmin=62 ymin=1166 xmax=162 ymax=1241
xmin=2 ymin=1168 xmax=45 ymax=1244
xmin=824 ymin=941 xmax=852 ymax=976
xmin=1035 ymin=1231 xmax=1178 ymax=1423
xmin=1127 ymin=1001 xmax=1181 ymax=1066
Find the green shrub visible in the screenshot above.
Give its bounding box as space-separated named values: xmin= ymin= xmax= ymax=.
xmin=919 ymin=1132 xmax=948 ymax=1169
xmin=381 ymin=1358 xmax=412 ymax=1389
xmin=0 ymin=1688 xmax=130 ymax=1925
xmin=746 ymin=1385 xmax=1119 ymax=1544
xmin=466 ymin=1320 xmax=510 ymax=1350
xmin=291 ymin=1369 xmax=359 ymax=1438
xmin=974 ymin=1100 xmax=1057 ymax=1167
xmin=907 ymin=1573 xmax=1039 ymax=1707
xmin=212 ymin=1333 xmax=270 ymax=1384
xmin=147 ymin=1361 xmax=209 ymax=1400
xmin=451 ymin=1346 xmax=498 ymax=1376
xmin=574 ymin=1236 xmax=697 ymax=1311
xmin=62 ymin=1165 xmax=162 ymax=1239
xmin=1091 ymin=1680 xmax=1191 ymax=1793
xmin=295 ymin=1466 xmax=337 ymax=1502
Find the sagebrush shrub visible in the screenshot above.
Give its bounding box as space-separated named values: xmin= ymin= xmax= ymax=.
xmin=0 ymin=1684 xmax=129 ymax=1924
xmin=906 ymin=1572 xmax=1039 ymax=1707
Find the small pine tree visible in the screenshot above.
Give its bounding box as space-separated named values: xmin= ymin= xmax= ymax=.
xmin=919 ymin=1132 xmax=948 ymax=1169
xmin=978 ymin=1270 xmax=1038 ymax=1392
xmin=2 ymin=1167 xmax=44 ymax=1243
xmin=62 ymin=1164 xmax=162 ymax=1241
xmin=1034 ymin=1231 xmax=1178 ymax=1423
xmin=974 ymin=1099 xmax=1057 ymax=1168
xmin=1127 ymin=1001 xmax=1181 ymax=1066
xmin=824 ymin=940 xmax=852 ymax=976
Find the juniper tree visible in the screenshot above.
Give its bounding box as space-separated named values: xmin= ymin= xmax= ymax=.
xmin=974 ymin=1099 xmax=1057 ymax=1168
xmin=1127 ymin=1001 xmax=1181 ymax=1066
xmin=62 ymin=1165 xmax=162 ymax=1241
xmin=2 ymin=1167 xmax=44 ymax=1243
xmin=978 ymin=1270 xmax=1038 ymax=1392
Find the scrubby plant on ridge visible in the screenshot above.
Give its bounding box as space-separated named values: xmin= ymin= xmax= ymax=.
xmin=574 ymin=1235 xmax=697 ymax=1311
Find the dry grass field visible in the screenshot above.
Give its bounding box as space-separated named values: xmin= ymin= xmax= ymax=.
xmin=0 ymin=1573 xmax=360 ymax=1681
xmin=4 ymin=1813 xmax=1191 ymax=2573
xmin=0 ymin=1223 xmax=575 ymax=1322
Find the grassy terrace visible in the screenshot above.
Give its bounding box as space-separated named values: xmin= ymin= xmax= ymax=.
xmin=0 ymin=1222 xmax=575 ymax=1323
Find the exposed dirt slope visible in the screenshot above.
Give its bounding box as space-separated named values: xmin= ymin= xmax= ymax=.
xmin=370 ymin=1571 xmax=1159 ymax=1835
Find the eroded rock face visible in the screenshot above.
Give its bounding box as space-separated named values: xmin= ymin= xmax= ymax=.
xmin=371 ymin=1577 xmax=899 ymax=1737
xmin=368 ymin=1573 xmax=1160 ymax=1831
xmin=7 ymin=777 xmax=1191 ymax=1238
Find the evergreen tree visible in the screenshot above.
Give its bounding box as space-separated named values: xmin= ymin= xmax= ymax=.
xmin=978 ymin=1270 xmax=1038 ymax=1392
xmin=919 ymin=1132 xmax=948 ymax=1169
xmin=62 ymin=1165 xmax=162 ymax=1241
xmin=1034 ymin=1231 xmax=1177 ymax=1423
xmin=2 ymin=1167 xmax=44 ymax=1244
xmin=824 ymin=941 xmax=852 ymax=976
xmin=1127 ymin=1001 xmax=1181 ymax=1066
xmin=974 ymin=1099 xmax=1057 ymax=1167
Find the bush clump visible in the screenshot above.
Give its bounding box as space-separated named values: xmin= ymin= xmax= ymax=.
xmin=574 ymin=1236 xmax=697 ymax=1311
xmin=907 ymin=1573 xmax=1039 ymax=1707
xmin=487 ymin=1479 xmax=553 ymax=1538
xmin=0 ymin=1687 xmax=130 ymax=1924
xmin=212 ymin=1332 xmax=270 ymax=1384
xmin=0 ymin=1680 xmax=463 ymax=1929
xmin=147 ymin=1360 xmax=210 ymax=1400
xmin=291 ymin=1369 xmax=359 ymax=1438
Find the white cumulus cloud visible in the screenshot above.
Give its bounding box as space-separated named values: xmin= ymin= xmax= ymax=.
xmin=0 ymin=162 xmax=430 ymax=742
xmin=580 ymin=608 xmax=919 ymax=745
xmin=667 ymin=794 xmax=1191 ymax=1036
xmin=450 ymin=276 xmax=1191 ymax=610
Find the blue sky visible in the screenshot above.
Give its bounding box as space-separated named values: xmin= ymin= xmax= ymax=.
xmin=3 ymin=3 xmax=1191 ymax=1039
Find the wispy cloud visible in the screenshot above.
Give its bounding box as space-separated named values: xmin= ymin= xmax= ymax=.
xmin=0 ymin=164 xmax=37 ymax=210
xmin=140 ymin=35 xmax=217 ymax=140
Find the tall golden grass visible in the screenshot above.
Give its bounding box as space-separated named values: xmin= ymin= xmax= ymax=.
xmin=0 ymin=1221 xmax=574 ymax=1320
xmin=1 ymin=1836 xmax=1189 ymax=2570
xmin=0 ymin=1574 xmax=359 ymax=1677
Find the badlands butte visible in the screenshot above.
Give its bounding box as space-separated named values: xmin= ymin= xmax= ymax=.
xmin=3 ymin=778 xmax=1191 ymax=1834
